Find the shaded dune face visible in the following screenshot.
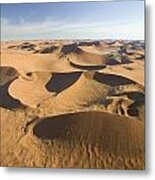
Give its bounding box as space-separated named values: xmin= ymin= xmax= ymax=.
xmin=0 ymin=66 xmax=19 ymax=86
xmin=94 ymin=73 xmax=136 ymax=86
xmin=0 ymin=66 xmax=24 ymax=109
xmin=68 ymin=59 xmax=106 ymax=70
xmin=126 ymin=91 xmax=145 ymax=101
xmin=111 ymin=92 xmax=145 ymax=117
xmin=92 ymin=73 xmax=144 ymax=118
xmin=44 ymin=71 xmax=144 ymax=118
xmin=61 ymin=43 xmax=82 ymax=55
xmin=60 ymin=44 xmax=107 ymax=66
xmin=0 ymin=80 xmax=24 ymax=109
xmin=33 ymin=111 xmax=144 ymax=157
xmin=45 ymin=72 xmax=82 ymax=93
xmin=35 ymin=46 xmax=58 ymax=54
xmin=8 ymin=42 xmax=36 ymax=51
xmin=53 ymin=72 xmax=110 ymax=107
xmin=78 ymin=41 xmax=101 ymax=47
xmin=112 ymin=91 xmax=145 ymax=102
xmin=127 ymin=95 xmax=144 ymax=117
xmin=105 ymin=54 xmax=131 ymax=65
xmin=19 ymin=43 xmax=36 ymax=51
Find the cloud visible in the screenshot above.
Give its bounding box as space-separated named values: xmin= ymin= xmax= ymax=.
xmin=1 ymin=17 xmax=144 ymax=40
xmin=19 ymin=16 xmax=25 ymax=24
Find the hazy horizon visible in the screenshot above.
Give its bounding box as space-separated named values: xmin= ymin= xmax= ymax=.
xmin=1 ymin=1 xmax=145 ymax=41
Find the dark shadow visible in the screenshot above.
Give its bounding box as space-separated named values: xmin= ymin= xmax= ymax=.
xmin=128 ymin=98 xmax=145 ymax=117
xmin=105 ymin=54 xmax=131 ymax=65
xmin=61 ymin=43 xmax=82 ymax=54
xmin=127 ymin=92 xmax=145 ymax=101
xmin=33 ymin=111 xmax=112 ymax=141
xmin=7 ymin=45 xmax=17 ymax=49
xmin=94 ymin=73 xmax=136 ymax=86
xmin=20 ymin=43 xmax=36 ymax=51
xmin=78 ymin=41 xmax=101 ymax=47
xmin=37 ymin=46 xmax=58 ymax=54
xmin=8 ymin=42 xmax=36 ymax=51
xmin=45 ymin=72 xmax=82 ymax=93
xmin=0 ymin=80 xmax=25 ymax=110
xmin=111 ymin=92 xmax=145 ymax=101
xmin=68 ymin=59 xmax=106 ymax=70
xmin=109 ymin=91 xmax=145 ymax=117
xmin=0 ymin=66 xmax=19 ymax=86
xmin=127 ymin=106 xmax=139 ymax=117
xmin=33 ymin=114 xmax=72 ymax=140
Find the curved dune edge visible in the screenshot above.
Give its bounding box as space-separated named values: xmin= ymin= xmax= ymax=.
xmin=66 ymin=51 xmax=107 ymax=66
xmin=7 ymin=70 xmax=144 ymax=118
xmin=0 ymin=66 xmax=26 ymax=109
xmin=1 ymin=52 xmax=93 ymax=73
xmin=0 ymin=66 xmax=19 ymax=86
xmin=0 ymin=80 xmax=25 ymax=109
xmin=103 ymin=61 xmax=144 ymax=86
xmin=67 ymin=58 xmax=106 ymax=70
xmin=1 ymin=110 xmax=144 ymax=169
xmin=37 ymin=71 xmax=144 ymax=117
xmin=9 ymin=72 xmax=53 ymax=108
xmin=39 ymin=71 xmax=110 ymax=114
xmin=45 ymin=72 xmax=82 ymax=93
xmin=31 ymin=111 xmax=144 ymax=169
xmin=56 ymin=71 xmax=110 ymax=101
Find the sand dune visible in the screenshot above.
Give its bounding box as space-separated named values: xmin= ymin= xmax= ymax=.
xmin=66 ymin=51 xmax=107 ymax=66
xmin=9 ymin=72 xmax=53 ymax=108
xmin=103 ymin=61 xmax=144 ymax=86
xmin=51 ymin=71 xmax=110 ymax=109
xmin=8 ymin=42 xmax=36 ymax=51
xmin=33 ymin=111 xmax=143 ymax=147
xmin=39 ymin=70 xmax=144 ymax=117
xmin=31 ymin=111 xmax=144 ymax=169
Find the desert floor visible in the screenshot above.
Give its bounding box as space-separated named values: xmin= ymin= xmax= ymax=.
xmin=0 ymin=39 xmax=145 ymax=169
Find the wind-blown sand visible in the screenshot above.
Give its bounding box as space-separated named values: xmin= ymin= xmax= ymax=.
xmin=0 ymin=40 xmax=145 ymax=169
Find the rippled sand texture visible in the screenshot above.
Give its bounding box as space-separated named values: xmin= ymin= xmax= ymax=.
xmin=0 ymin=40 xmax=145 ymax=169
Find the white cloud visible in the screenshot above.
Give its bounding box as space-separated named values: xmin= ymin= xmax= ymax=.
xmin=1 ymin=17 xmax=144 ymax=40
xmin=19 ymin=16 xmax=25 ymax=24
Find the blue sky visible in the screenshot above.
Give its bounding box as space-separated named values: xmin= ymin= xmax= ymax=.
xmin=1 ymin=1 xmax=144 ymax=40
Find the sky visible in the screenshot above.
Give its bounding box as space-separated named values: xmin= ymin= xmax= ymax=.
xmin=1 ymin=0 xmax=145 ymax=41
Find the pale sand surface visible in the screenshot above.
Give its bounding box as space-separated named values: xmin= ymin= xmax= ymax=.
xmin=0 ymin=40 xmax=145 ymax=169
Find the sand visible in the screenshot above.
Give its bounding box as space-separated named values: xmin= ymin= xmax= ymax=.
xmin=0 ymin=40 xmax=145 ymax=169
